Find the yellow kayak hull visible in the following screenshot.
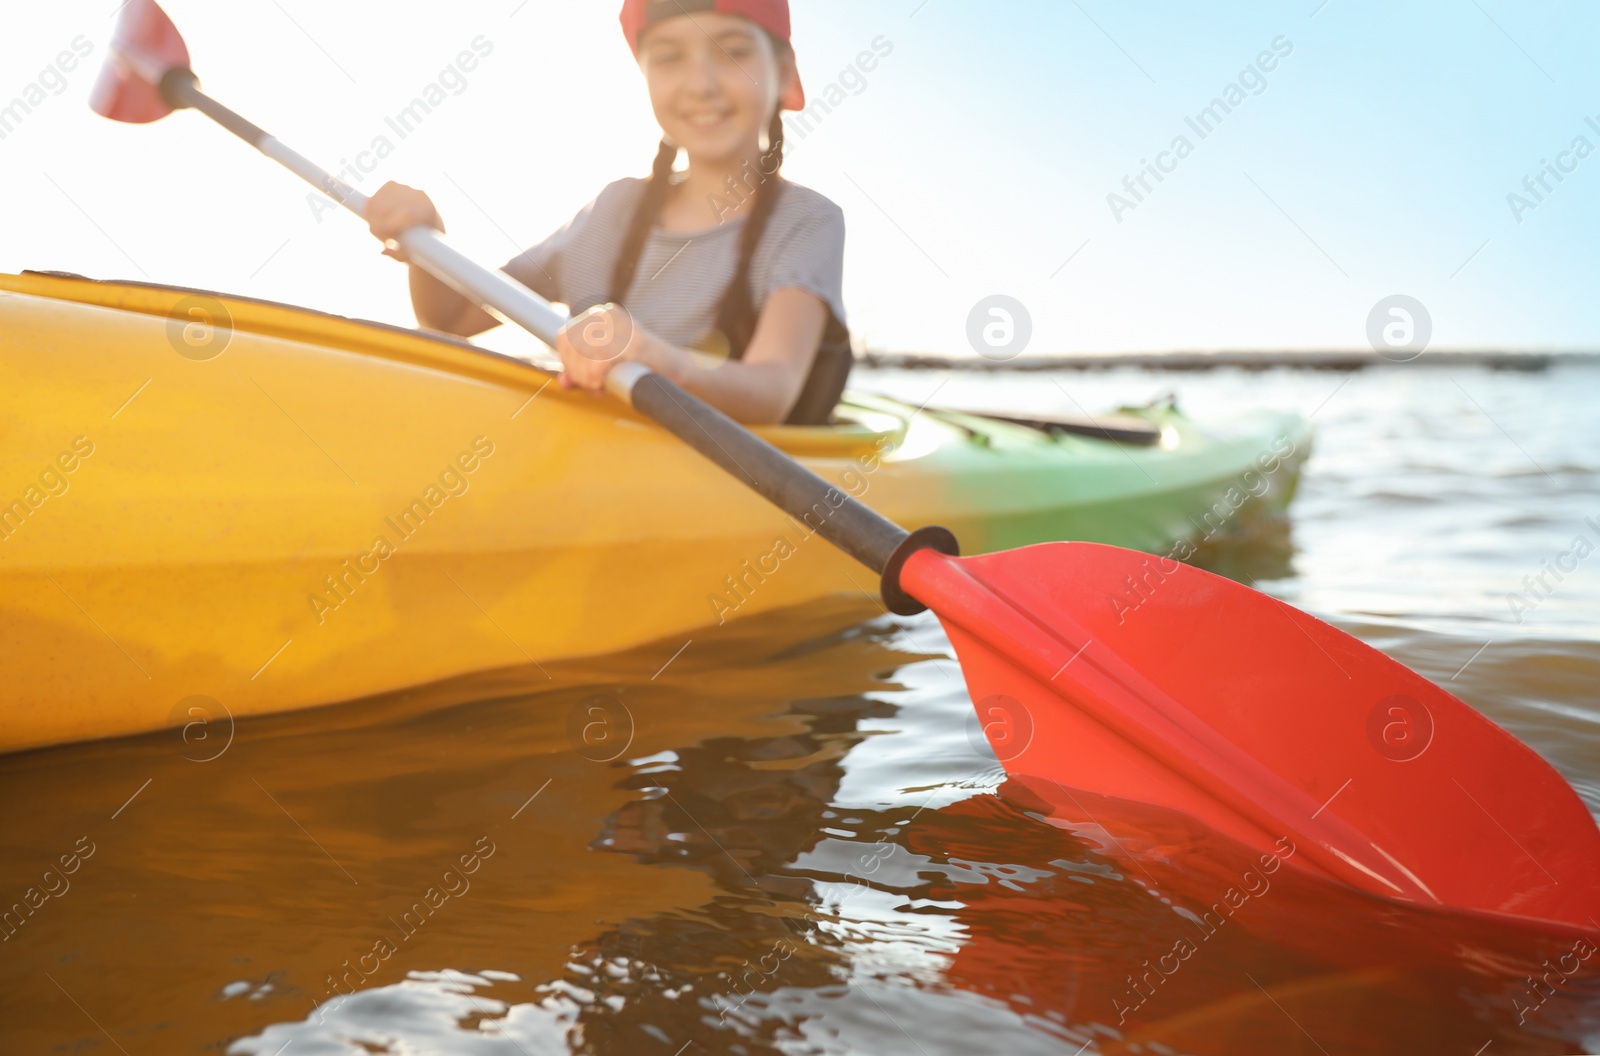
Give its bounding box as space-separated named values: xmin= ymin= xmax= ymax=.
xmin=0 ymin=272 xmax=1311 ymax=753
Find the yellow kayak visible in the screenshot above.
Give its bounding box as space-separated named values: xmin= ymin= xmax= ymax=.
xmin=0 ymin=271 xmax=1312 ymax=753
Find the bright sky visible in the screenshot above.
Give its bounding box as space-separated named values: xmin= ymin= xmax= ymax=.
xmin=2 ymin=0 xmax=1596 ymax=358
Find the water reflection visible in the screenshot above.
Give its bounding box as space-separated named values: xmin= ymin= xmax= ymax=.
xmin=236 ymin=617 xmax=1598 ymax=1056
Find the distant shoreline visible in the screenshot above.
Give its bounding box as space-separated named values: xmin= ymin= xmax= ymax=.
xmin=856 ymin=350 xmax=1599 ymax=372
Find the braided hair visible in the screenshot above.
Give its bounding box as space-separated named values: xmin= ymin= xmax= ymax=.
xmin=608 ymin=84 xmax=789 ymax=359
xmin=714 ymin=108 xmax=785 ymax=357
xmin=606 ymin=136 xmax=681 ymax=311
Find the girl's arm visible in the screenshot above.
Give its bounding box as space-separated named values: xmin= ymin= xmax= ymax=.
xmin=557 ymin=287 xmax=830 ymax=425
xmin=408 ymin=265 xmax=498 ymax=337
xmin=367 ymin=181 xmax=498 ymax=336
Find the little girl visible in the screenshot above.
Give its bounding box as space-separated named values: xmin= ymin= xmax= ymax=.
xmin=366 ymin=0 xmax=851 ymax=425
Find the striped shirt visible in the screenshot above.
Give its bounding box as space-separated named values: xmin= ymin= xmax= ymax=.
xmin=501 ymin=176 xmax=847 ymax=353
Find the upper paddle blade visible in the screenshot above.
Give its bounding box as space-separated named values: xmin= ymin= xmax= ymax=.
xmin=89 ymin=0 xmax=191 ymax=123
xmin=901 ymin=542 xmax=1600 ymax=931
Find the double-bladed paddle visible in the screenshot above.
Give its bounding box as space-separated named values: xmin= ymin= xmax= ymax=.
xmin=91 ymin=0 xmax=1600 ymax=933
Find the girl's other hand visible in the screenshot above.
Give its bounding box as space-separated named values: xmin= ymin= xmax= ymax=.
xmin=366 ymin=181 xmax=443 ymax=263
xmin=555 ymin=303 xmax=646 ymax=394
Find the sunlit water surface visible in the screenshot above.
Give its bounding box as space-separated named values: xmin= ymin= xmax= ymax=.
xmin=3 ymin=363 xmax=1597 ymax=1054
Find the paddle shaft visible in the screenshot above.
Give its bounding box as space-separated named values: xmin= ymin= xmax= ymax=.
xmin=155 ymin=68 xmax=955 ymax=612
xmin=157 ymin=70 xmax=567 ymax=344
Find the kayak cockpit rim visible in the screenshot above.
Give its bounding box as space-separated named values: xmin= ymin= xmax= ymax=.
xmin=0 ymin=269 xmax=907 ymax=457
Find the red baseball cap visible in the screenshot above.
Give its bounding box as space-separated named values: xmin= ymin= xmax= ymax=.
xmin=620 ymin=0 xmax=806 ymax=110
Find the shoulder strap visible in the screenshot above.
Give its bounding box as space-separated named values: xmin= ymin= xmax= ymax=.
xmin=782 ymin=317 xmax=853 ymax=425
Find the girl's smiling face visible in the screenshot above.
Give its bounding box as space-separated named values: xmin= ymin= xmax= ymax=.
xmin=639 ymin=12 xmax=794 ymax=164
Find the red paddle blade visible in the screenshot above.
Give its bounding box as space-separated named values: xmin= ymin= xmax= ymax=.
xmin=902 ymin=542 xmax=1600 ymax=932
xmin=89 ymin=0 xmax=191 ymax=123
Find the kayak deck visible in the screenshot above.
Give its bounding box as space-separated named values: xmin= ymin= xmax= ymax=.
xmin=0 ymin=272 xmax=1312 ymax=752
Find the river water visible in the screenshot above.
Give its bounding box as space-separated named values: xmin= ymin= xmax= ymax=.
xmin=2 ymin=362 xmax=1597 ymax=1054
